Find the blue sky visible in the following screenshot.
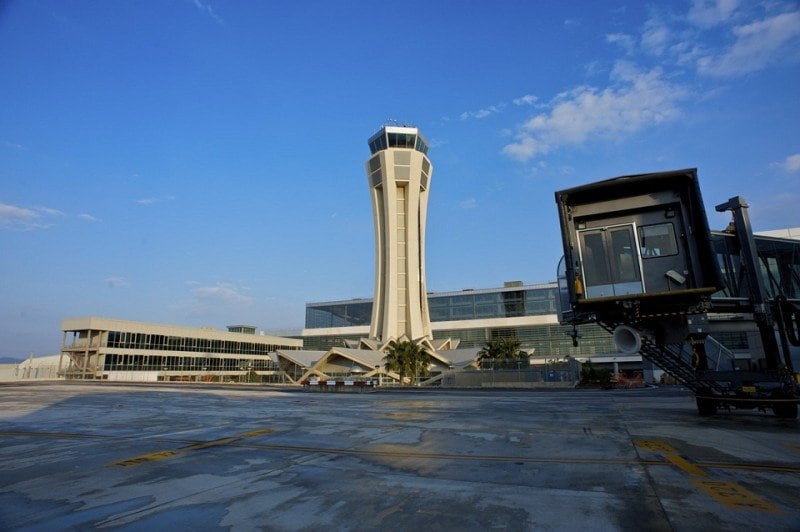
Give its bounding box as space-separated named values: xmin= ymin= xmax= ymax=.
xmin=1 ymin=0 xmax=799 ymax=358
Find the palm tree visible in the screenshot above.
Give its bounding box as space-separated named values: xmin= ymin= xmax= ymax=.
xmin=478 ymin=337 xmax=525 ymax=368
xmin=384 ymin=340 xmax=430 ymax=385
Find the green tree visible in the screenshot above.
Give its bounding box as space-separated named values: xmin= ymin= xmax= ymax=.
xmin=477 ymin=337 xmax=526 ymax=368
xmin=384 ymin=340 xmax=430 ymax=385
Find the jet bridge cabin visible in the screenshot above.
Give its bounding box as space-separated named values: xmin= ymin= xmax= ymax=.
xmin=555 ymin=169 xmax=722 ymax=324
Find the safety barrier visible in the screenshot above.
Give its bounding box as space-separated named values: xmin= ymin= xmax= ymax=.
xmin=300 ymin=379 xmax=377 ymax=392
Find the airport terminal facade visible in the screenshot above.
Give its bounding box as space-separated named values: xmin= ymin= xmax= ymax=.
xmin=302 ymin=281 xmax=623 ymax=364
xmin=60 ymin=317 xmax=302 ymax=382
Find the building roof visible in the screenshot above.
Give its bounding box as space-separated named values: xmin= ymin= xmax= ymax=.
xmin=305 ymin=282 xmax=558 ymax=307
xmin=275 ymin=349 xmax=326 ymax=367
xmin=61 ymin=317 xmax=302 ymax=346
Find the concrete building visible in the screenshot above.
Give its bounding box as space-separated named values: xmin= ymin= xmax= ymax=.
xmin=0 ymin=354 xmax=62 ymax=382
xmin=364 ymin=125 xmax=434 ymax=347
xmin=60 ymin=317 xmax=301 ymax=382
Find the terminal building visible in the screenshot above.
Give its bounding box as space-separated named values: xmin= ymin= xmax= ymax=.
xmin=301 ymin=281 xmax=626 ymax=374
xmin=59 ymin=317 xmax=302 ymax=382
xmin=298 ymin=227 xmax=800 ymax=381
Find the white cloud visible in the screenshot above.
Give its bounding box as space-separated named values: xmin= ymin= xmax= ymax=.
xmin=687 ymin=0 xmax=741 ymax=28
xmin=460 ymin=104 xmax=505 ymax=120
xmin=2 ymin=140 xmax=25 ymax=150
xmin=192 ymin=282 xmax=253 ymax=306
xmin=641 ymin=17 xmax=671 ymax=56
xmin=0 ymin=203 xmax=63 ymax=230
xmin=37 ymin=207 xmax=64 ymax=217
xmin=503 ymin=62 xmax=688 ymax=162
xmin=105 ymin=276 xmax=130 ymax=288
xmin=459 ymin=198 xmax=477 ymax=210
xmin=697 ymin=10 xmax=800 ymax=76
xmin=0 ymin=203 xmax=38 ymax=227
xmin=772 ymin=153 xmax=800 ymax=173
xmin=513 ymin=94 xmax=538 ymax=106
xmin=78 ymin=213 xmax=100 ymax=222
xmin=191 ymin=0 xmax=223 ymax=24
xmin=606 ymin=33 xmax=636 ymax=55
xmin=135 ymin=195 xmax=175 ymax=206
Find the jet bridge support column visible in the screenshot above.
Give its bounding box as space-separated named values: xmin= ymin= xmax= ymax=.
xmin=715 ymin=196 xmax=782 ymax=370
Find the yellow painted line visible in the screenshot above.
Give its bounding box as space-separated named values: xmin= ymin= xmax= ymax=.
xmin=634 ymin=438 xmax=782 ymax=513
xmin=237 ymin=428 xmax=274 ymax=438
xmin=695 ymin=395 xmax=800 ymax=403
xmin=4 ymin=430 xmax=799 ymax=475
xmin=664 ymin=454 xmax=708 ymax=477
xmin=634 ymin=439 xmax=676 ymax=453
xmin=111 ymin=450 xmax=180 ymax=467
xmin=693 ymin=479 xmax=780 ymax=513
xmin=696 ymin=462 xmax=800 ymax=474
xmin=108 ymin=428 xmax=274 ymax=467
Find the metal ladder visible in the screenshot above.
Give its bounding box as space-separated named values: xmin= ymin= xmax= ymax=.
xmin=598 ymin=321 xmax=732 ymax=395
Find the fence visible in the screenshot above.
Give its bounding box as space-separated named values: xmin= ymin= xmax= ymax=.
xmin=440 ymin=360 xmax=581 ymax=388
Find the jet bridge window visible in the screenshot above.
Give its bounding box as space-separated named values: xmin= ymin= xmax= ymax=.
xmin=638 ymin=223 xmax=678 ymax=258
xmin=578 ymin=224 xmax=643 ymax=298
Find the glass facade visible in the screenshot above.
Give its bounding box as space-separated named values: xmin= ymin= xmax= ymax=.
xmin=302 ymin=285 xmax=613 ymax=357
xmin=103 ymin=354 xmax=277 ymax=372
xmin=432 ymin=323 xmax=615 ymax=355
xmin=305 ymin=301 xmax=372 ymax=329
xmin=368 ymin=128 xmax=430 ymax=155
xmin=105 ymin=330 xmax=296 ymax=355
xmin=711 ymin=232 xmax=800 ymax=301
xmin=306 ymin=286 xmax=559 ymax=329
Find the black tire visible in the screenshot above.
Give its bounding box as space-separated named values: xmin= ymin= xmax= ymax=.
xmin=772 ymin=401 xmax=798 ymax=419
xmin=696 ymin=396 xmax=717 ymax=416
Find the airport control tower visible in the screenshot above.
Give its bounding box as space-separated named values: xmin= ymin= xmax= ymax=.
xmin=365 ymin=125 xmax=433 ymax=345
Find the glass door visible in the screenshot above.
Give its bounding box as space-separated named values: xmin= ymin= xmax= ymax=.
xmin=578 ymin=224 xmax=644 ymax=298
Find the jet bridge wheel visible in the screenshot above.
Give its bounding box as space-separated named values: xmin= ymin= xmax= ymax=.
xmin=772 ymin=400 xmax=798 ymax=419
xmin=695 ymin=395 xmax=717 ymax=416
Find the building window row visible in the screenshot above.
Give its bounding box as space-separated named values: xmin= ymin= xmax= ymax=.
xmin=105 ymin=331 xmax=295 ymax=355
xmin=305 ymin=288 xmax=559 ymax=328
xmin=103 ymin=353 xmax=277 ymax=372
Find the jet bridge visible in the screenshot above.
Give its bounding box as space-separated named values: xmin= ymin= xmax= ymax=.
xmin=555 ymin=168 xmax=799 ymax=418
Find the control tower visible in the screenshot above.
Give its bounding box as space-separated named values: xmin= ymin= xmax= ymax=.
xmin=365 ymin=125 xmax=433 ymax=345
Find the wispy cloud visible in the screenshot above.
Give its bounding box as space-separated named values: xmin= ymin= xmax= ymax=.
xmin=192 ymin=282 xmax=253 ymax=306
xmin=2 ymin=140 xmax=25 ymax=151
xmin=191 ymin=0 xmax=223 ymax=24
xmin=105 ymin=276 xmax=130 ymax=288
xmin=0 ymin=203 xmax=62 ymax=230
xmin=459 ymin=198 xmax=477 ymax=210
xmin=178 ymin=281 xmax=254 ymax=320
xmin=502 ymin=62 xmax=688 ymax=162
xmin=135 ymin=195 xmax=175 ymax=206
xmin=641 ymin=16 xmax=671 ymax=56
xmin=603 ymin=2 xmax=798 ymax=79
xmin=38 ymin=207 xmax=64 ymax=217
xmin=512 ymin=94 xmax=538 ymax=106
xmin=697 ymin=10 xmax=800 ymax=77
xmin=460 ymin=104 xmax=506 ymax=120
xmin=771 ymin=153 xmax=800 ymax=173
xmin=78 ymin=213 xmax=100 ymax=222
xmin=606 ymin=33 xmax=636 ymax=55
xmin=687 ymin=0 xmax=741 ymax=28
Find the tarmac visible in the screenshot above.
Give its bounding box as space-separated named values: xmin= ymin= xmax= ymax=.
xmin=0 ymin=382 xmax=798 ymax=531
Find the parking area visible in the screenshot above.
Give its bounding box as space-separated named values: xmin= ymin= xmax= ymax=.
xmin=0 ymin=383 xmax=798 ymax=530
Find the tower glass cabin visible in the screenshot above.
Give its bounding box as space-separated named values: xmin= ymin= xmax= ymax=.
xmin=365 ymin=126 xmax=433 ymax=343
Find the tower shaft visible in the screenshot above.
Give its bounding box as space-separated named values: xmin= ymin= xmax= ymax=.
xmin=365 ymin=126 xmax=433 ymax=343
